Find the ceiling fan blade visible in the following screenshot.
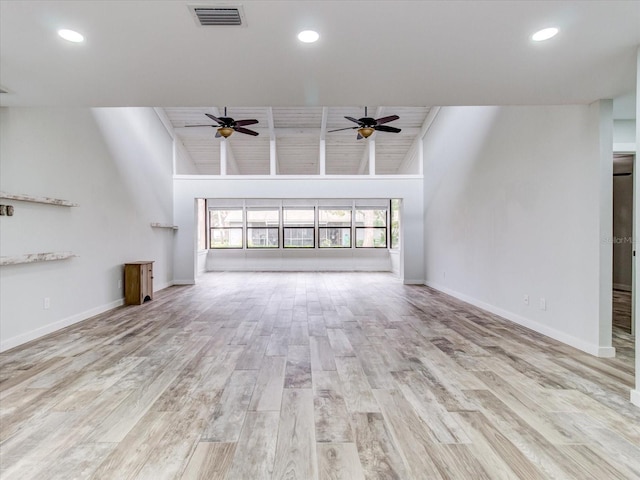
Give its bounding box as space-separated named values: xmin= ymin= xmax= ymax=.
xmin=234 ymin=126 xmax=259 ymax=136
xmin=215 ymin=130 xmax=222 ymax=138
xmin=356 ymin=132 xmax=364 ymax=140
xmin=374 ymin=125 xmax=401 ymax=133
xmin=328 ymin=126 xmax=358 ymax=132
xmin=205 ymin=113 xmax=223 ymax=124
xmin=185 ymin=124 xmax=216 ymax=127
xmin=375 ymin=115 xmax=399 ymax=125
xmin=234 ymin=119 xmax=259 ymax=127
xmin=345 ymin=116 xmax=361 ymax=124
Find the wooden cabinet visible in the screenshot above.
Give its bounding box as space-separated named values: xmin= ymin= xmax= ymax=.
xmin=124 ymin=261 xmax=154 ymax=305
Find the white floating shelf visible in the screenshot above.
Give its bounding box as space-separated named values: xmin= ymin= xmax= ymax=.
xmin=0 ymin=192 xmax=78 ymax=207
xmin=0 ymin=251 xmax=77 ymax=266
xmin=150 ymin=222 xmax=178 ymax=230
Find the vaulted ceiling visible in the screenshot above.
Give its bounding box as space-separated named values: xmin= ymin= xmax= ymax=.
xmin=164 ymin=106 xmax=430 ymax=175
xmin=1 ymin=1 xmax=638 ymax=174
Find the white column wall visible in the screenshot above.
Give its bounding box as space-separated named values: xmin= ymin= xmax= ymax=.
xmin=423 ymin=104 xmax=613 ymax=357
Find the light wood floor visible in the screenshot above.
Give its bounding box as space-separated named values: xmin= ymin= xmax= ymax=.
xmin=613 ymin=289 xmax=632 ymax=333
xmin=1 ymin=272 xmax=638 ymax=479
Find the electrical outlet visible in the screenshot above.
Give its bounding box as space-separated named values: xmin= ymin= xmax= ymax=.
xmin=43 ymin=297 xmax=50 ymax=310
xmin=523 ymin=294 xmax=529 ymax=305
xmin=443 ymin=271 xmax=446 ymax=280
xmin=540 ymin=297 xmax=546 ymax=310
xmin=118 ymin=279 xmax=122 ymax=289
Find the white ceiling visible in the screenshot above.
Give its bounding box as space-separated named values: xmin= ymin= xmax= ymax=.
xmin=1 ymin=1 xmax=638 ymax=107
xmin=1 ymin=1 xmax=637 ymax=175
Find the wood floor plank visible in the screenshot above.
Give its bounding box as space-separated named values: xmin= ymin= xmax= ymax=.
xmin=227 ymin=411 xmax=279 ymax=479
xmin=266 ymin=327 xmax=290 ymax=357
xmin=373 ymin=389 xmax=444 ymax=479
xmin=273 ymin=388 xmax=318 ymax=480
xmin=284 ymin=344 xmax=312 ymax=389
xmin=317 ymin=443 xmax=365 ymax=480
xmin=313 ymin=371 xmax=354 ymax=443
xmin=351 ymin=412 xmax=409 ymax=480
xmin=310 ymin=335 xmax=337 ymax=372
xmin=428 ymin=444 xmax=492 ymax=480
xmin=290 ymin=321 xmax=310 ymax=345
xmin=134 ymin=396 xmax=214 ymax=480
xmin=235 ymin=335 xmax=270 ymax=370
xmin=180 ymin=442 xmax=236 ymax=480
xmin=393 ymin=370 xmax=471 ymax=444
xmin=455 ymin=411 xmax=547 ymax=480
xmin=327 ymin=329 xmax=356 ymax=357
xmin=308 ymin=315 xmax=328 ymax=336
xmin=201 ymin=370 xmax=257 ymax=442
xmin=249 ymin=355 xmax=286 ymax=412
xmin=89 ymin=410 xmax=174 ymax=479
xmin=334 ymin=357 xmax=380 ymax=413
xmin=356 ymin=345 xmax=398 ymax=389
xmin=467 ymin=388 xmax=588 ymax=479
xmin=475 ymin=370 xmax=589 ymax=444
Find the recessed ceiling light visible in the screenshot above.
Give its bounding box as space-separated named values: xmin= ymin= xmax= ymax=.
xmin=531 ymin=27 xmax=558 ymax=42
xmin=58 ymin=29 xmax=84 ymax=43
xmin=297 ymin=30 xmax=319 ymax=43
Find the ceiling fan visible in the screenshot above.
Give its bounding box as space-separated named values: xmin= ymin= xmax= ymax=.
xmin=185 ymin=108 xmax=259 ymax=138
xmin=328 ymin=107 xmax=401 ymax=139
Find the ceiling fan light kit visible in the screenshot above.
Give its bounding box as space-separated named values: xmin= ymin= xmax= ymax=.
xmin=358 ymin=127 xmax=374 ymax=139
xmin=184 ymin=107 xmax=260 ymax=138
xmin=327 ymin=107 xmax=402 ymax=140
xmin=217 ymin=127 xmax=234 ymax=138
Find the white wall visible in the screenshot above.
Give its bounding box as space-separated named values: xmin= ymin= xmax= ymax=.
xmin=175 ymin=138 xmax=200 ymax=175
xmin=0 ymin=107 xmax=174 ymax=351
xmin=614 ymin=119 xmax=636 ymax=152
xmin=206 ymin=248 xmax=391 ymax=272
xmin=173 ymin=176 xmax=424 ymax=284
xmin=423 ymin=104 xmax=614 ymax=357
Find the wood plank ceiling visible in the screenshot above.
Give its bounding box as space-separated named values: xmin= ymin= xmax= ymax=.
xmin=165 ymin=107 xmax=431 ymax=175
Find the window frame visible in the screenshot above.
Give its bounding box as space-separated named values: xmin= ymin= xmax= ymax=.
xmin=354 ymin=207 xmax=388 ymax=249
xmin=318 ymin=208 xmax=352 ymax=248
xmin=246 ymin=207 xmax=281 ymax=249
xmin=209 ymin=207 xmax=244 ymax=249
xmin=283 ymin=207 xmax=316 ymax=248
xmin=283 ymin=227 xmax=316 ymax=248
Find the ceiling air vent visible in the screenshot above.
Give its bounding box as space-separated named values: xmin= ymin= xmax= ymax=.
xmin=190 ymin=6 xmax=244 ymax=27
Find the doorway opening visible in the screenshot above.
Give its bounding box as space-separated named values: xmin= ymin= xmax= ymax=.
xmin=612 ymin=153 xmax=635 ymax=360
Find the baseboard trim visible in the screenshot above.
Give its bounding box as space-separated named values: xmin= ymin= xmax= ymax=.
xmin=173 ymin=279 xmax=196 ymax=285
xmin=425 ymin=281 xmax=614 ymax=358
xmin=403 ymin=278 xmax=425 ymax=285
xmin=597 ymin=346 xmax=616 ymax=358
xmin=631 ymin=389 xmax=640 ymax=408
xmin=0 ymin=298 xmax=124 ymax=353
xmin=154 ymin=281 xmax=173 ymax=291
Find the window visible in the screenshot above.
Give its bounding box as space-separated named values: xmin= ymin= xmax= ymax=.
xmin=247 ymin=209 xmax=279 ymax=248
xmin=209 ymin=209 xmax=243 ymax=248
xmin=319 ymin=209 xmax=352 ymax=248
xmin=390 ymin=199 xmax=400 ymax=250
xmin=355 ymin=208 xmax=387 ymax=248
xmin=283 ymin=208 xmax=315 ymax=248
